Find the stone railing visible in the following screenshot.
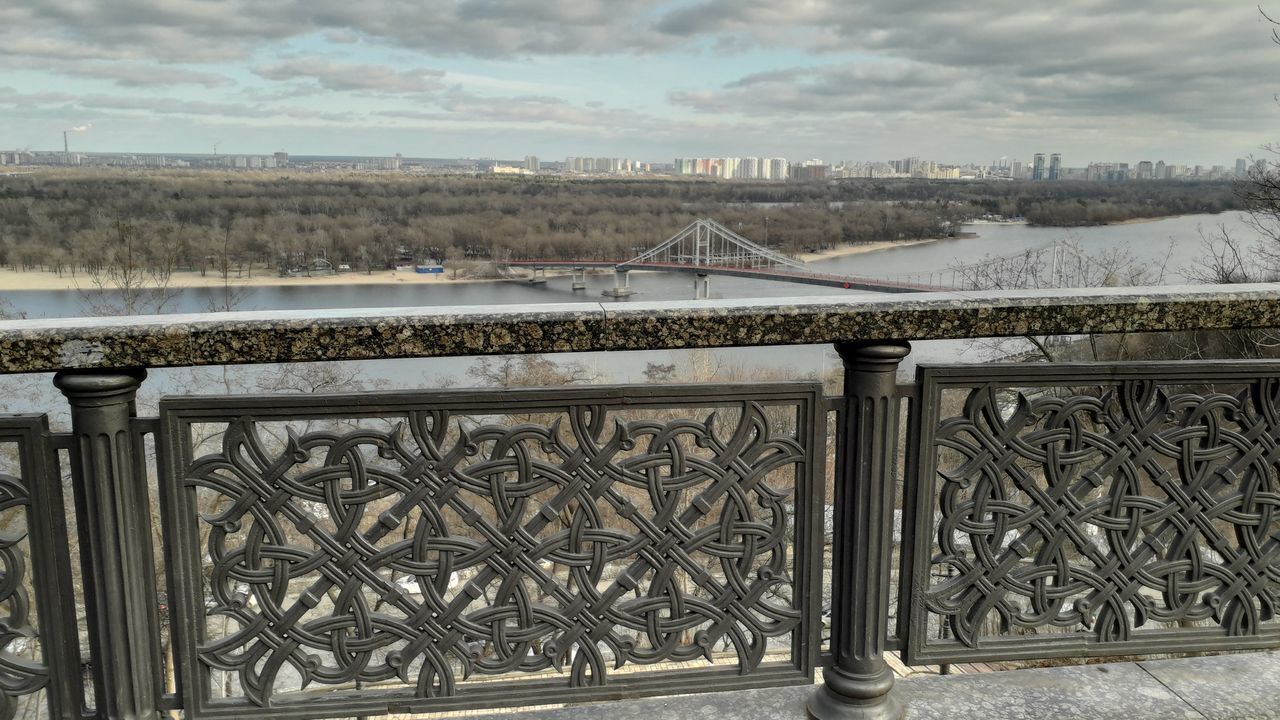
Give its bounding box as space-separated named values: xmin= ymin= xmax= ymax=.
xmin=0 ymin=284 xmax=1277 ymax=720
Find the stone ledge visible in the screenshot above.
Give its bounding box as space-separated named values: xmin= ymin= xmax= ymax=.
xmin=3 ymin=284 xmax=1280 ymax=374
xmin=425 ymin=652 xmax=1278 ymax=720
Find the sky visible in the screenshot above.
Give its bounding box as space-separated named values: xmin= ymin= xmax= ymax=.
xmin=0 ymin=1 xmax=1276 ymax=164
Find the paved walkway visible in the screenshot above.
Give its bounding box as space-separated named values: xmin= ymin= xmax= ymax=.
xmin=424 ymin=651 xmax=1279 ymax=720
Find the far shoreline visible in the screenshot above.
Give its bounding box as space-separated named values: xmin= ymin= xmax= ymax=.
xmin=0 ymin=236 xmax=953 ymax=292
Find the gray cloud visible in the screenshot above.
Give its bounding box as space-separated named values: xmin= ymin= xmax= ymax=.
xmin=0 ymin=0 xmax=672 ymax=62
xmin=378 ymin=87 xmax=670 ymax=137
xmin=0 ymin=89 xmax=357 ymax=123
xmin=657 ymin=0 xmax=1277 ymax=157
xmin=61 ymin=63 xmax=233 ymax=88
xmin=254 ymin=61 xmax=447 ymax=94
xmin=0 ymin=0 xmax=1274 ymax=159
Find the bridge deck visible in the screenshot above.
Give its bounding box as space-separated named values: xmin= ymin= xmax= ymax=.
xmin=504 ymin=259 xmax=938 ymax=293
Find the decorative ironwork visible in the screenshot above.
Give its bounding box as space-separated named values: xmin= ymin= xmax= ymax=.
xmin=159 ymin=385 xmax=823 ymax=718
xmin=902 ymin=365 xmax=1280 ymax=664
xmin=0 ymin=416 xmax=78 ymax=720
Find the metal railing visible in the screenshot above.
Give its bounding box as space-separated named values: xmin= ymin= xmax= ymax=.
xmin=0 ymin=286 xmax=1278 ymax=720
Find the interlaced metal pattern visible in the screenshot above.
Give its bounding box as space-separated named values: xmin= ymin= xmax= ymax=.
xmin=903 ymin=367 xmax=1280 ymax=663
xmin=160 ymin=386 xmax=823 ymax=717
xmin=0 ymin=433 xmax=45 ymax=719
xmin=0 ymin=417 xmax=78 ymax=720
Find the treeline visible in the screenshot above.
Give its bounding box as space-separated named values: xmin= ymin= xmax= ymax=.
xmin=0 ymin=170 xmax=1240 ymax=275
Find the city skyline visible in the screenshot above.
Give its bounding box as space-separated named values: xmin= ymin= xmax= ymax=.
xmin=0 ymin=2 xmax=1277 ymax=162
xmin=0 ymin=144 xmax=1259 ymax=174
xmin=4 ymin=145 xmax=1253 ymax=185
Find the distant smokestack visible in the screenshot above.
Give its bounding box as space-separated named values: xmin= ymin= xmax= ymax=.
xmin=64 ymin=123 xmax=92 ymax=154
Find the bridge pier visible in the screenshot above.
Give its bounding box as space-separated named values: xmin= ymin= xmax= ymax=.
xmin=529 ymin=266 xmax=547 ymax=285
xmin=602 ymin=267 xmax=635 ymax=298
xmin=572 ymin=267 xmax=587 ymax=291
xmin=694 ymin=273 xmax=711 ymax=299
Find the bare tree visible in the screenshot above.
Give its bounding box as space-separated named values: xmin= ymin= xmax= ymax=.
xmin=466 ymin=355 xmax=598 ymax=388
xmin=78 ymin=219 xmax=183 ymax=316
xmin=949 ymin=239 xmax=1169 ymax=362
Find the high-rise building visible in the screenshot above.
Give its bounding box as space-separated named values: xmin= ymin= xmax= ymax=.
xmin=525 ymin=155 xmax=540 ymax=173
xmin=1136 ymin=161 xmax=1153 ymax=180
xmin=1048 ymin=153 xmax=1062 ymax=181
xmin=1237 ymin=158 xmax=1249 ymax=177
xmin=373 ymin=154 xmax=402 ymax=171
xmin=1032 ymin=153 xmax=1047 ymax=181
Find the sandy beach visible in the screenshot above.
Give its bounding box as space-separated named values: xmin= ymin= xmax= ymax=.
xmin=0 ymin=237 xmax=948 ymax=292
xmin=1110 ymin=215 xmax=1186 ymax=225
xmin=796 ymin=237 xmax=942 ymax=263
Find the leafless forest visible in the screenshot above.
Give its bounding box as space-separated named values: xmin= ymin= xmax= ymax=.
xmin=0 ymin=170 xmax=1238 ymax=277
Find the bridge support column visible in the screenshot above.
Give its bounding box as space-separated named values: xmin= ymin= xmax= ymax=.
xmin=602 ymin=267 xmax=634 ymax=298
xmin=694 ymin=273 xmax=710 ymax=299
xmin=572 ymin=266 xmax=587 ymax=291
xmin=529 ymin=266 xmax=547 ymax=285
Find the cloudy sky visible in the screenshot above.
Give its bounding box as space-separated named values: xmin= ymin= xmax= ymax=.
xmin=0 ymin=1 xmax=1276 ymax=164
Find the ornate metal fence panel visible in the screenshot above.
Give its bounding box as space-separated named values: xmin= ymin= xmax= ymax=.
xmin=158 ymin=384 xmax=824 ymax=719
xmin=0 ymin=416 xmax=80 ymax=720
xmin=901 ymin=364 xmax=1280 ymax=664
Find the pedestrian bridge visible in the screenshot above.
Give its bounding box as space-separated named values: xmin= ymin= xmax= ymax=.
xmin=503 ymin=218 xmax=940 ymax=296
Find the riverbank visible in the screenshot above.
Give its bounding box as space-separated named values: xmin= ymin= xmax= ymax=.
xmin=0 ymin=267 xmax=520 ymax=292
xmin=0 ymin=237 xmax=953 ymax=291
xmin=1028 ymin=214 xmax=1194 ymax=229
xmin=795 ymin=237 xmax=943 ymax=262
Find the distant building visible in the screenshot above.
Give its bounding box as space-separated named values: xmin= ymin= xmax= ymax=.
xmin=274 ymin=151 xmax=289 ymax=167
xmin=1048 ymin=153 xmax=1062 ymax=180
xmin=792 ymin=160 xmax=830 ymax=182
xmin=1237 ymin=158 xmax=1249 ymax=177
xmin=525 ymin=155 xmax=540 ymax=173
xmin=1032 ymin=153 xmax=1047 ymax=181
xmin=1136 ymin=161 xmax=1153 ymax=180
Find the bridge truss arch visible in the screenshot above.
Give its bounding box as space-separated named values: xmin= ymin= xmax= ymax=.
xmin=621 ymin=219 xmax=806 ymax=271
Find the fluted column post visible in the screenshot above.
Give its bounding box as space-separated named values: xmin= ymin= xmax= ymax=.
xmin=54 ymin=369 xmax=162 ymax=720
xmin=808 ymin=341 xmax=909 ymax=720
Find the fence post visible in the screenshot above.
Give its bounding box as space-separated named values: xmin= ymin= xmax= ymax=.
xmin=808 ymin=341 xmax=908 ymax=720
xmin=55 ymin=369 xmax=162 ymax=720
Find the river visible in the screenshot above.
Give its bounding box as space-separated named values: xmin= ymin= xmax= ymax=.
xmin=0 ymin=212 xmax=1262 ymax=405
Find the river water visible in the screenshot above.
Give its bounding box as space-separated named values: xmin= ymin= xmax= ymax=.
xmin=0 ymin=212 xmax=1261 ymax=399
